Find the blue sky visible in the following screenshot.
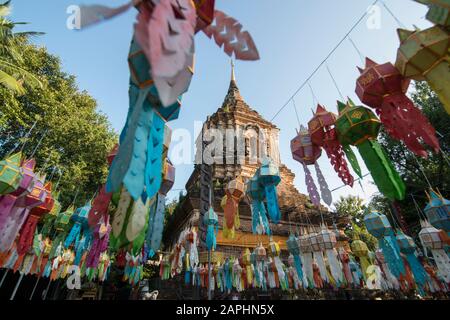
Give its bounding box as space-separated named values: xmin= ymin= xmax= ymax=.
xmin=10 ymin=0 xmax=432 ymax=207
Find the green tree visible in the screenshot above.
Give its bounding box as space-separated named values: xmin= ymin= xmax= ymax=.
xmin=334 ymin=195 xmax=377 ymax=251
xmin=0 ymin=39 xmax=117 ymax=208
xmin=370 ymin=81 xmax=450 ymax=235
xmin=0 ymin=1 xmax=42 ymax=93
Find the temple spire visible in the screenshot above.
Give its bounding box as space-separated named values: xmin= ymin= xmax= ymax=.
xmin=231 ymin=59 xmax=236 ymax=82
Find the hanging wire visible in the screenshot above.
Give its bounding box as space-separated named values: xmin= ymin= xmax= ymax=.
xmin=411 ymin=194 xmax=427 ymax=220
xmin=307 ymin=82 xmax=318 ymax=106
xmin=325 ymin=62 xmax=345 ymax=101
xmin=387 ymin=207 xmax=401 ymax=231
xmin=439 ymin=147 xmax=450 ymax=167
xmin=270 ymin=0 xmax=380 ymax=122
xmin=412 ymin=154 xmax=433 ymax=189
xmin=10 ymin=119 xmax=38 ymax=154
xmin=54 ymin=169 xmax=64 ymax=190
xmin=380 ymin=0 xmax=407 ymax=28
xmin=348 ymin=37 xmax=365 ymax=65
xmin=291 ymin=99 xmax=302 ymax=130
xmin=29 ymin=129 xmax=49 ymax=159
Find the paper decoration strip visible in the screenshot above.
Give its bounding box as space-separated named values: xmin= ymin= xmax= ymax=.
xmin=203 ymin=10 xmax=260 ymax=61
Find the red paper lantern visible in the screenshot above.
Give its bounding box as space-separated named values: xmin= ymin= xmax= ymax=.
xmin=308 ymin=105 xmax=355 ymax=186
xmin=356 ymin=58 xmax=439 ymax=158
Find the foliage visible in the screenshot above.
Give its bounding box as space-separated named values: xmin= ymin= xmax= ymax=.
xmin=370 ymin=81 xmax=450 ymax=235
xmin=0 ymin=38 xmax=117 ymax=208
xmin=334 ymin=195 xmax=377 ymax=251
xmin=0 ymin=1 xmax=43 ymax=94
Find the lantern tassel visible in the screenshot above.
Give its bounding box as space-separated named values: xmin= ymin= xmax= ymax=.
xmin=357 ymin=139 xmax=405 ymax=200
xmin=144 ymin=113 xmax=165 ymax=199
xmin=379 ymin=233 xmax=406 ymax=278
xmin=380 ymin=94 xmax=440 ymax=157
xmin=326 ymin=248 xmax=344 ymax=287
xmin=302 ymin=163 xmax=321 ymax=207
xmin=122 ymin=103 xmax=154 ymax=200
xmin=263 ymin=184 xmax=281 ymax=224
xmin=314 ymin=163 xmax=332 ymax=206
xmin=342 ymin=145 xmax=363 ymax=178
xmin=301 ymin=252 xmax=315 ymax=288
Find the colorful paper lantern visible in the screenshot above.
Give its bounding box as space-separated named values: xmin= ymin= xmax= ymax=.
xmin=364 ymin=211 xmax=405 ymax=278
xmin=336 ymin=99 xmax=406 ymax=200
xmin=351 ymin=238 xmax=371 ymax=280
xmin=395 ymin=26 xmax=450 ymax=115
xmin=204 ymin=207 xmax=218 ymax=251
xmin=286 ymin=234 xmax=305 ymax=287
xmin=16 ymin=179 xmax=52 ymax=255
xmin=246 ymin=173 xmax=270 ymax=235
xmin=418 ymin=220 xmax=450 ymax=283
xmin=291 ymin=126 xmax=332 ymax=206
xmin=258 ymin=158 xmax=282 ymax=223
xmin=424 ymin=189 xmax=450 ymax=233
xmin=356 ymin=58 xmax=439 ymax=157
xmin=222 ymin=176 xmax=244 ymax=238
xmin=308 ymin=105 xmax=357 ymax=187
xmin=0 ymin=152 xmax=23 ymax=195
xmin=396 ymin=230 xmax=429 ymax=294
xmin=415 ymin=0 xmax=450 ymax=26
xmin=65 ymin=201 xmax=91 ymax=248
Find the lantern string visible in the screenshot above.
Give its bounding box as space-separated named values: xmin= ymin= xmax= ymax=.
xmin=291 ymin=99 xmax=302 ymax=131
xmin=72 ymin=187 xmax=80 ymax=206
xmin=307 ymin=82 xmax=318 ymax=106
xmin=54 ymin=169 xmax=64 ymax=190
xmin=270 ymin=0 xmax=380 ymax=122
xmin=412 ymin=154 xmax=433 ymax=189
xmin=348 ymin=37 xmax=365 ymax=65
xmin=29 ymin=129 xmax=49 ymax=159
xmin=439 ymin=147 xmax=450 ymax=167
xmin=325 ymin=62 xmax=345 ymax=101
xmin=387 ymin=207 xmax=401 ymax=231
xmin=9 ymin=119 xmax=38 ymax=155
xmin=411 ymin=194 xmax=427 ymax=221
xmin=380 ymin=0 xmax=406 ymax=29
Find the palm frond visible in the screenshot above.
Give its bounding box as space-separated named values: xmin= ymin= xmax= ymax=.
xmin=0 ymin=69 xmax=25 ymax=94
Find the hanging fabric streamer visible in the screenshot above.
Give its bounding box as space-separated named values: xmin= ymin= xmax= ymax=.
xmin=221 ymin=176 xmax=244 ymax=239
xmin=298 ymin=232 xmax=315 ymax=288
xmin=336 ymin=99 xmax=406 ymax=200
xmin=291 ymin=126 xmax=327 ymax=206
xmin=258 ymin=158 xmax=282 ymax=223
xmin=396 ymin=26 xmax=450 ymax=115
xmin=286 ymin=234 xmax=305 ymax=287
xmin=255 ymin=243 xmax=267 ymax=291
xmin=148 ymin=194 xmax=166 ymax=257
xmin=309 ymin=105 xmax=356 ymax=186
xmin=86 ymin=215 xmax=111 ymax=268
xmin=356 ymin=58 xmax=439 ymax=158
xmin=16 ymin=178 xmax=52 ymax=255
xmin=310 ymin=231 xmax=329 ymax=284
xmin=126 ymin=194 xmax=150 ymax=255
xmin=364 ymin=211 xmax=406 ymax=278
xmin=351 ymin=237 xmax=372 ymax=281
xmin=320 ymin=224 xmax=344 ymax=286
xmin=246 ymin=174 xmax=270 ymax=235
xmin=396 ymin=230 xmax=430 ymax=294
xmin=0 ymin=159 xmax=39 ymax=251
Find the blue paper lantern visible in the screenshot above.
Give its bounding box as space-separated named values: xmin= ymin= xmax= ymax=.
xmin=364 ymin=211 xmax=393 ymax=238
xmin=424 ymin=189 xmax=450 ymax=233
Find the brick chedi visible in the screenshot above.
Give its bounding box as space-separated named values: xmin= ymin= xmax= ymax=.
xmin=163 ymin=63 xmax=349 ymax=259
